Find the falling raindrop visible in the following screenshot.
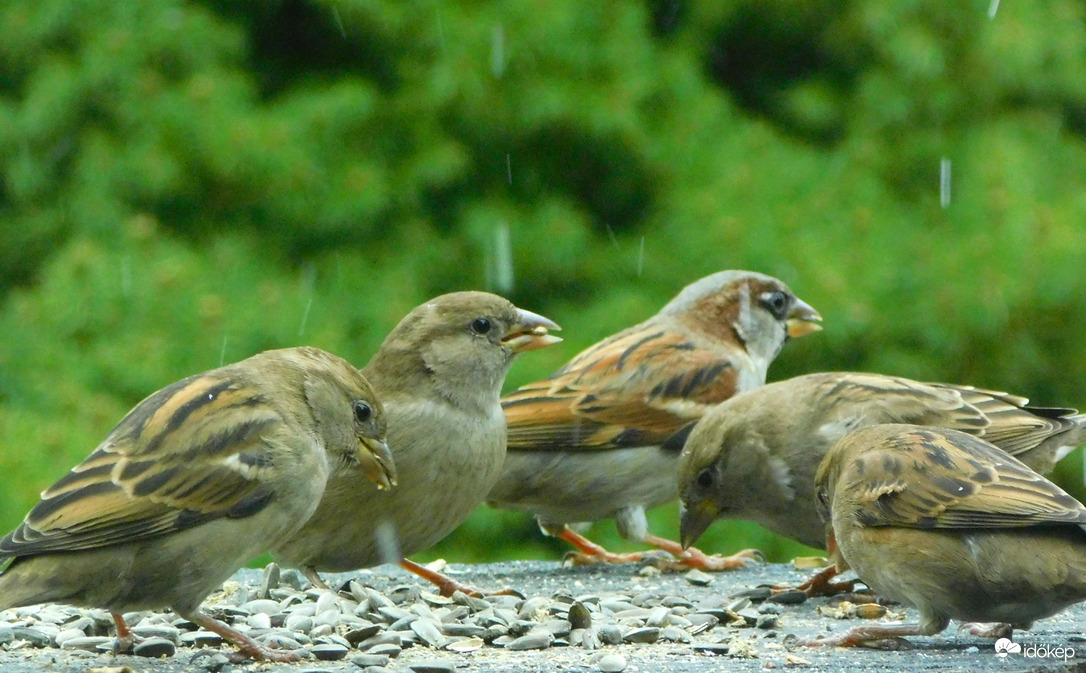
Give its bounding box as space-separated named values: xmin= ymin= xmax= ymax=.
xmin=298 ymin=297 xmax=313 ymax=337
xmin=988 ymin=0 xmax=1000 ymax=19
xmin=376 ymin=520 xmax=402 ymax=566
xmin=604 ymin=224 xmax=619 ymax=249
xmin=492 ymin=221 xmax=514 ymax=294
xmin=331 ymin=5 xmax=346 ymax=38
xmin=506 ymin=154 xmax=513 ymax=185
xmin=939 ymin=157 xmax=952 ymax=209
xmin=491 ymin=25 xmax=505 ymax=78
xmin=636 ymin=236 xmax=645 ymax=277
xmin=219 ymin=334 xmax=228 ymax=368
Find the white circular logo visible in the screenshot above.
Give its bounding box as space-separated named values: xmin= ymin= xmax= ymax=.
xmin=995 ymin=638 xmax=1021 ymax=657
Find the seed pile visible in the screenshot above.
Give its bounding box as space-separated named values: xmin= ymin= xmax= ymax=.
xmin=0 ymin=561 xmax=943 ymax=672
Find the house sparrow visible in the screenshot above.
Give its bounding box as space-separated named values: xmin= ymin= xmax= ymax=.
xmin=0 ymin=347 xmax=391 ymax=662
xmin=678 ymin=371 xmax=1085 ymax=553
xmin=798 ymin=423 xmax=1086 ymax=647
xmin=487 ymin=270 xmax=822 ymax=569
xmin=273 ymin=292 xmax=560 ymax=595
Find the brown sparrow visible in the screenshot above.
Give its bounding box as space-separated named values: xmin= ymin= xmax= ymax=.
xmin=273 ymin=292 xmax=560 ymax=595
xmin=678 ymin=371 xmax=1084 ymax=550
xmin=487 ymin=270 xmax=822 ymax=570
xmin=798 ymin=423 xmax=1086 ymax=648
xmin=0 ymin=347 xmax=391 ymax=661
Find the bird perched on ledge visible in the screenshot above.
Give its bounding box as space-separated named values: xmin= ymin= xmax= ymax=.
xmin=0 ymin=347 xmax=392 ymax=662
xmin=676 ymin=371 xmax=1085 ymax=592
xmin=274 ymin=292 xmax=561 ymax=596
xmin=488 ymin=270 xmax=822 ymax=570
xmin=799 ymin=423 xmax=1086 ymax=648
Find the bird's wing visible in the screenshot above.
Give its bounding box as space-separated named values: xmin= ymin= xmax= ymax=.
xmin=844 ymin=427 xmax=1086 ymax=531
xmin=503 ymin=326 xmax=742 ymax=452
xmin=0 ymin=371 xmax=288 ymax=556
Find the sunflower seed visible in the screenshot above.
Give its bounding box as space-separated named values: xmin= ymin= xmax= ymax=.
xmin=622 ymin=627 xmax=659 ymax=644
xmin=311 ymin=643 xmax=349 ymax=661
xmin=133 ymin=637 xmax=176 ymax=658
xmin=504 ymin=631 xmax=553 ymax=650
xmin=595 ymin=653 xmax=627 ymax=673
xmin=408 ymin=659 xmax=457 ymax=673
xmin=351 ymin=653 xmax=390 ymax=668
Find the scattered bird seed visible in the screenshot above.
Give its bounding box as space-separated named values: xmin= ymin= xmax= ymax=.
xmin=61 ymin=636 xmax=113 ymax=652
xmin=504 ymin=631 xmax=554 ymax=650
xmin=351 ymin=653 xmax=391 ymax=668
xmin=594 ymin=652 xmax=627 ymax=672
xmin=685 ymin=569 xmax=714 ymax=586
xmin=311 ymin=643 xmax=349 ymax=661
xmin=767 ymin=590 xmax=807 ymax=606
xmin=133 ymin=637 xmax=176 ymax=658
xmin=408 ymin=659 xmax=458 ymax=673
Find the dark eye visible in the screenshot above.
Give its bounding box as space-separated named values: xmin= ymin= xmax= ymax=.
xmin=696 ymin=467 xmax=714 ymax=489
xmin=470 ymin=317 xmax=492 ymax=335
xmin=816 ymin=487 xmax=829 ymax=508
xmin=760 ymin=291 xmax=789 ymax=319
xmin=354 ymin=401 xmax=373 ymax=424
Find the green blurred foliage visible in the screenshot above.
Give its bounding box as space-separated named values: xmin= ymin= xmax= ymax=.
xmin=1 ymin=0 xmax=1085 ymax=567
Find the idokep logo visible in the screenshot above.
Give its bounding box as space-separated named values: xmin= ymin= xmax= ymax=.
xmin=994 ymin=638 xmax=1021 ymax=657
xmin=994 ymin=637 xmax=1075 ymax=661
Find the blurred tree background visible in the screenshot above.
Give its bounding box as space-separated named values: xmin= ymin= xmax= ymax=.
xmin=1 ymin=0 xmax=1085 ymax=566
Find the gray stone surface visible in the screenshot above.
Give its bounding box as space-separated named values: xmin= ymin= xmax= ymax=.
xmin=0 ymin=560 xmax=1082 ymax=672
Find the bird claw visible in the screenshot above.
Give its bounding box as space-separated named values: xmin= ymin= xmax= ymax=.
xmin=562 ymin=549 xmax=654 ymax=566
xmin=958 ymin=622 xmax=1013 ymax=639
xmin=655 ymin=547 xmax=764 ymax=572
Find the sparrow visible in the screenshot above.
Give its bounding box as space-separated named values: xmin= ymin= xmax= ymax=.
xmin=273 ymin=292 xmax=561 ymax=595
xmin=487 ymin=270 xmax=822 ymax=569
xmin=0 ymin=347 xmax=392 ymax=662
xmin=799 ymin=423 xmax=1086 ymax=648
xmin=678 ymin=371 xmax=1085 ymax=554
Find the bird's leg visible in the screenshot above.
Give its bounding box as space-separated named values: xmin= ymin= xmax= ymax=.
xmin=556 ymin=526 xmax=657 ymax=565
xmin=397 ymin=558 xmax=522 ymax=598
xmin=187 ymin=609 xmax=307 ymax=662
xmin=646 ymin=534 xmax=764 ymax=571
xmin=794 ymin=623 xmax=922 ymax=648
xmin=111 ymin=612 xmax=140 ymax=654
xmin=773 ymin=565 xmax=858 ymax=597
xmin=303 ymin=565 xmax=332 ymax=591
xmin=959 ymin=622 xmax=1014 ymax=639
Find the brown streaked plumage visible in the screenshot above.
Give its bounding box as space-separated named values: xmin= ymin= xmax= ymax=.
xmin=487 ymin=270 xmax=822 ymax=569
xmin=0 ymin=347 xmax=391 ymax=662
xmin=273 ymin=292 xmax=561 ymax=596
xmin=798 ymin=423 xmax=1086 ymax=647
xmin=677 ymin=371 xmax=1085 ymax=552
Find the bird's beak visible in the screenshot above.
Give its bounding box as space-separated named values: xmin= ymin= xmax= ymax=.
xmin=357 ymin=436 xmax=398 ymax=491
xmin=502 ymin=308 xmax=563 ymax=353
xmin=785 ymin=298 xmax=822 ymax=338
xmin=679 ymin=499 xmax=718 ymax=550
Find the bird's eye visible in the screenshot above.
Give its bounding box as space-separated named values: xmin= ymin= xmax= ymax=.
xmin=696 ymin=467 xmax=714 ymax=489
xmin=816 ymin=487 xmax=829 ymax=507
xmin=760 ymin=291 xmax=789 ymax=318
xmin=470 ymin=317 xmax=492 ymax=335
xmin=354 ymin=401 xmax=373 ymax=424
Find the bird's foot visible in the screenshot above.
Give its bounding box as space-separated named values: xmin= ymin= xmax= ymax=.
xmin=303 ymin=565 xmax=332 ymax=591
xmin=555 ymin=526 xmax=664 ymax=565
xmin=187 ymin=609 xmax=308 ymax=662
xmin=787 ymin=624 xmax=919 ymax=649
xmin=774 ymin=565 xmax=858 ymax=597
xmin=644 ymin=534 xmax=764 ymax=571
xmin=109 ymin=612 xmax=142 ymax=654
xmin=958 ymin=622 xmax=1013 ymax=639
xmin=399 ymin=558 xmax=523 ymax=598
